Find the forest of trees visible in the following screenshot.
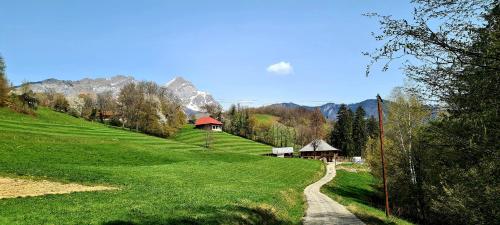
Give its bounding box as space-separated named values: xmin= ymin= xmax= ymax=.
xmin=218 ymin=101 xmax=380 ymax=157
xmin=364 ymin=0 xmax=499 ymax=224
xmin=216 ymin=104 xmax=329 ymax=149
xmin=330 ymin=105 xmax=378 ymax=157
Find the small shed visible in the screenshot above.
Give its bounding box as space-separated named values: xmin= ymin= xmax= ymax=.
xmin=195 ymin=116 xmax=223 ymax=132
xmin=299 ymin=139 xmax=340 ymax=162
xmin=271 ymin=147 xmax=294 ymax=158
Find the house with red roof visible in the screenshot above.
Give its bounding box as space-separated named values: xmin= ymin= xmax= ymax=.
xmin=194 ymin=116 xmax=223 ymax=132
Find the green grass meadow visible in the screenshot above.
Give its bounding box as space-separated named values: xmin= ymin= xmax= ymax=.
xmin=0 ymin=108 xmax=323 ymax=224
xmin=322 ymin=163 xmax=413 ymax=225
xmin=173 ymin=125 xmax=271 ymax=154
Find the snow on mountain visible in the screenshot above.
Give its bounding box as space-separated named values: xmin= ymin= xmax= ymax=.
xmin=163 ymin=77 xmax=219 ymax=112
xmin=22 ymin=75 xmax=220 ymax=113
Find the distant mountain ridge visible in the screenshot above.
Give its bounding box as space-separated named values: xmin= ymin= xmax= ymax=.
xmin=21 ymin=75 xmax=219 ymax=112
xmin=270 ymin=99 xmax=381 ymax=120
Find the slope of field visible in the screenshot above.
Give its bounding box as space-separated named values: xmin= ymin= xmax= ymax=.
xmin=173 ymin=125 xmax=271 ymax=154
xmin=0 ymin=108 xmax=322 ymax=224
xmin=322 ymin=163 xmax=413 ymax=225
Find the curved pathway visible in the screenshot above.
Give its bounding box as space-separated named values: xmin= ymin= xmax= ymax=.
xmin=303 ymin=162 xmax=364 ymax=225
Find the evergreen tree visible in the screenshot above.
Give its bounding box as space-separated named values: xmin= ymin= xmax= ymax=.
xmin=352 ymin=106 xmax=367 ymax=156
xmin=366 ymin=115 xmax=379 ymax=138
xmin=330 ymin=104 xmax=354 ymax=156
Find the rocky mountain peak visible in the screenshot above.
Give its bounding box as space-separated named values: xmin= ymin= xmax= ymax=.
xmin=163 ymin=76 xmax=219 ymax=112
xmin=22 ymin=75 xmax=219 ymax=113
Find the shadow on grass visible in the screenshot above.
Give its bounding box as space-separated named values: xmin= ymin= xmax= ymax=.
xmin=351 ymin=212 xmax=398 ymax=225
xmin=326 ymin=185 xmax=399 ymax=225
xmin=329 ymin=184 xmax=379 ymax=206
xmin=102 ymin=205 xmax=292 ymax=225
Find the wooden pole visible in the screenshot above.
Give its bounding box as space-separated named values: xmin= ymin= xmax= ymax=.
xmin=377 ymin=94 xmax=390 ymax=217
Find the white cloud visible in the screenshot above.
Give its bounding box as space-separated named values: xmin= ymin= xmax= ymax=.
xmin=266 ymin=61 xmax=293 ymax=75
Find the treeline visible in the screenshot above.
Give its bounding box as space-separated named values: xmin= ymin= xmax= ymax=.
xmin=364 ymin=1 xmax=499 ymax=224
xmin=0 ymin=57 xmax=39 ymax=115
xmin=250 ymin=105 xmax=328 ymax=147
xmin=217 ymin=102 xmax=380 ymax=154
xmin=115 ymin=82 xmax=186 ymax=137
xmin=213 ymin=104 xmax=327 ymax=148
xmin=0 ymin=57 xmax=185 ymax=138
xmin=251 ymin=103 xmax=379 ymax=156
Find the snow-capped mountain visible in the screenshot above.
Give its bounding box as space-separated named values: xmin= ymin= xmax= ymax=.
xmin=163 ymin=76 xmax=219 ymax=112
xmin=22 ymin=75 xmax=219 ymax=112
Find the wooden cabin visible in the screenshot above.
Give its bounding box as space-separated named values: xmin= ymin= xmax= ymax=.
xmin=299 ymin=139 xmax=341 ymax=162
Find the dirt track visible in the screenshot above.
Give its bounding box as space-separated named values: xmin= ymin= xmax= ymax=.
xmin=303 ymin=163 xmax=364 ymax=225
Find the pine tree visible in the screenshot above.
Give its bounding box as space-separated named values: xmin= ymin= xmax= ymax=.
xmin=352 ymin=106 xmax=367 ymax=156
xmin=366 ymin=115 xmax=379 ymax=138
xmin=330 ymin=104 xmax=354 ymax=156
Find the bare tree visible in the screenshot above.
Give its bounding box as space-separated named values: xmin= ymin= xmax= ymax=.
xmin=0 ymin=55 xmax=8 ymax=107
xmin=311 ymin=139 xmax=321 ymax=159
xmin=96 ymin=91 xmax=115 ymax=123
xmin=53 ymin=93 xmax=69 ymax=112
xmin=204 ymin=129 xmax=213 ymax=149
xmin=310 ymin=108 xmax=326 ymax=139
xmin=118 ymin=83 xmax=142 ymax=130
xmin=117 ymin=81 xmax=186 ymax=137
xmin=201 ymin=103 xmax=222 ymax=120
xmin=79 ymin=93 xmax=97 ymax=121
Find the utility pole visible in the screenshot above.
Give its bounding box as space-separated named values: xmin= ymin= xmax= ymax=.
xmin=377 ymin=94 xmax=390 ymax=217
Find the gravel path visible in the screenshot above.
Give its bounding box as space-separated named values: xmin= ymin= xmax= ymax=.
xmin=303 ymin=163 xmax=365 ymax=225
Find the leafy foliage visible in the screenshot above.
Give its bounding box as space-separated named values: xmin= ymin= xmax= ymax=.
xmin=367 ymin=1 xmax=500 ymax=224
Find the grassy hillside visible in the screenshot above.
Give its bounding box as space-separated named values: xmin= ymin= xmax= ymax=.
xmin=0 ymin=108 xmax=323 ymax=224
xmin=173 ymin=125 xmax=271 ymax=154
xmin=322 ymin=163 xmax=413 ymax=225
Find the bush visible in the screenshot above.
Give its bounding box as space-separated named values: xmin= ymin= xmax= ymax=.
xmin=107 ymin=117 xmax=122 ymax=127
xmin=67 ymin=108 xmax=80 ymax=118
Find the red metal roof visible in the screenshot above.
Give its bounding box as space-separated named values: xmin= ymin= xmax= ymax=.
xmin=195 ymin=116 xmax=223 ymax=126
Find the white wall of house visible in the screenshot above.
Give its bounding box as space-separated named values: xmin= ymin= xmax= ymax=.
xmin=211 ymin=125 xmax=222 ymax=132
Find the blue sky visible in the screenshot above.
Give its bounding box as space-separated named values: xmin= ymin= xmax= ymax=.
xmin=0 ymin=0 xmax=414 ymax=108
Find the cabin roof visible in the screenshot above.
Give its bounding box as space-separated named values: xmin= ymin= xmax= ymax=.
xmin=195 ymin=116 xmax=223 ymax=126
xmin=299 ymin=139 xmax=340 ymax=152
xmin=272 ymin=147 xmax=294 ymax=154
